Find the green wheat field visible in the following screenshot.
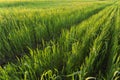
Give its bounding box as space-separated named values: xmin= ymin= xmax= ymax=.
xmin=0 ymin=0 xmax=120 ymax=80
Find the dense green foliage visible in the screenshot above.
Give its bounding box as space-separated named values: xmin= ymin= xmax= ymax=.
xmin=0 ymin=0 xmax=120 ymax=80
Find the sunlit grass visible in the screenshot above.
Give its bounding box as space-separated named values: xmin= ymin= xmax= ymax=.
xmin=0 ymin=0 xmax=119 ymax=80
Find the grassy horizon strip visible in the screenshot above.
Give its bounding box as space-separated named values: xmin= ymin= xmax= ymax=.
xmin=0 ymin=1 xmax=112 ymax=8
